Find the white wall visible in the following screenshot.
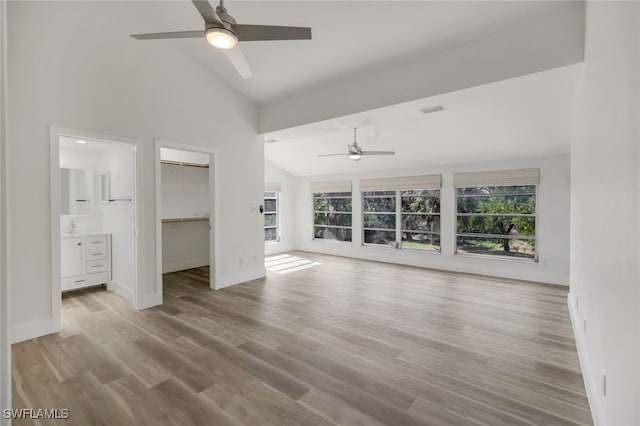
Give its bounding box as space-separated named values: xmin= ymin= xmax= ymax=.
xmin=161 ymin=161 xmax=209 ymax=273
xmin=0 ymin=0 xmax=10 ymax=420
xmin=295 ymin=154 xmax=570 ymax=285
xmin=265 ymin=160 xmax=297 ymax=255
xmin=569 ymin=2 xmax=640 ymax=425
xmin=7 ymin=1 xmax=264 ymax=341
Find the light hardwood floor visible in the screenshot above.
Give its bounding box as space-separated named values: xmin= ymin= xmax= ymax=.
xmin=12 ymin=251 xmax=592 ymax=425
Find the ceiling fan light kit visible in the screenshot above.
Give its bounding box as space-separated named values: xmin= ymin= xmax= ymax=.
xmin=205 ymin=27 xmax=237 ymax=49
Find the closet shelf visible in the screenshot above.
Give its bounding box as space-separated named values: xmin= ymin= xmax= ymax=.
xmin=161 ymin=160 xmax=209 ymax=168
xmin=162 ymin=217 xmax=209 ymax=224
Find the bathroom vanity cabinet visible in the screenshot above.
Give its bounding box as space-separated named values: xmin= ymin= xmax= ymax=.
xmin=61 ymin=233 xmax=112 ymax=291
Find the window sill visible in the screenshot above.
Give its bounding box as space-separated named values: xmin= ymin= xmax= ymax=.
xmin=265 ymin=240 xmax=280 ymax=245
xmin=312 ymin=239 xmax=352 ymax=245
xmin=454 ymin=252 xmax=538 ymax=264
xmin=361 ymin=243 xmax=441 ymax=255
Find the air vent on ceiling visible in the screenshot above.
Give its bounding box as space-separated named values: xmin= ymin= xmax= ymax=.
xmin=419 ymin=105 xmax=444 ymax=114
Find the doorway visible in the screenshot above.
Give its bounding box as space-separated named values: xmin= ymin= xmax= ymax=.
xmin=155 ymin=141 xmax=217 ymax=299
xmin=50 ymin=128 xmax=141 ymax=332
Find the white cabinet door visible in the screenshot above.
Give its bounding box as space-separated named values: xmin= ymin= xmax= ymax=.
xmin=61 ymin=238 xmax=83 ymax=277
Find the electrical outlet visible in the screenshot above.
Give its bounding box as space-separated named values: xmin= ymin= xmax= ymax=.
xmin=583 ymin=319 xmax=587 ymax=335
xmin=239 ymin=257 xmax=244 ymax=266
xmin=576 ymin=296 xmax=579 ymax=309
xmin=602 ymin=370 xmax=607 ymax=396
xmin=253 ymin=254 xmax=257 ymax=264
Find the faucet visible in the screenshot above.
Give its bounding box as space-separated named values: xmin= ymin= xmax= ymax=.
xmin=69 ymin=220 xmax=76 ymax=235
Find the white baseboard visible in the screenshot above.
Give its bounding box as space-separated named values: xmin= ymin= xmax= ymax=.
xmin=265 ymin=243 xmax=295 ymax=256
xmin=136 ymin=293 xmax=162 ymax=310
xmin=107 ymin=280 xmax=133 ymax=304
xmin=11 ymin=319 xmax=55 ymax=344
xmin=162 ymin=258 xmax=209 ymax=274
xmin=567 ymin=293 xmax=602 ymax=426
xmin=216 ymin=267 xmax=266 ymax=290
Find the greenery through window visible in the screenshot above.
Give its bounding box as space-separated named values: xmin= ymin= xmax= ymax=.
xmin=456 ymin=185 xmax=536 ymax=259
xmin=313 ymin=192 xmax=352 ymax=242
xmin=264 ymin=192 xmax=278 ymax=242
xmin=362 ymin=189 xmax=440 ymax=251
xmin=363 ymin=191 xmax=396 ymax=245
xmin=401 ymin=190 xmax=440 ymax=251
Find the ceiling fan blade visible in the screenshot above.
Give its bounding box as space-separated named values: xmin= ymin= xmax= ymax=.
xmin=317 ymin=153 xmax=347 ymax=157
xmin=361 ymin=151 xmax=395 ymax=156
xmin=223 ymin=45 xmax=253 ymax=79
xmin=192 ymin=0 xmax=222 ymax=24
xmin=235 ymin=25 xmax=312 ymax=41
xmin=131 ymin=31 xmax=204 ymax=40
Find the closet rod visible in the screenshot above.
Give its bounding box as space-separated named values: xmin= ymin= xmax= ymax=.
xmin=160 ymin=160 xmax=209 ymax=168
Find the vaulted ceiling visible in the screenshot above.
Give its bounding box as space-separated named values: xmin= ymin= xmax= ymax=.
xmin=125 ymin=1 xmax=577 ymax=104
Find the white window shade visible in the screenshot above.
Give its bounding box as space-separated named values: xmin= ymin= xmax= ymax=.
xmin=265 ymin=182 xmax=281 ymax=192
xmin=310 ymin=180 xmax=352 ymax=193
xmin=453 ymin=168 xmax=540 ymax=187
xmin=360 ymin=174 xmax=442 ymax=192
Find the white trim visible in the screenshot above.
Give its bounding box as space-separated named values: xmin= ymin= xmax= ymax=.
xmin=50 ymin=127 xmax=143 ymax=337
xmin=0 ymin=0 xmax=10 ymax=420
xmin=162 ymin=259 xmax=210 ymax=275
xmin=216 ymin=267 xmax=266 ymax=290
xmin=107 ymin=281 xmax=134 ymax=304
xmin=10 ymin=319 xmax=55 ymax=345
xmin=567 ymin=293 xmax=602 ymax=426
xmin=155 ymin=140 xmax=220 ymax=297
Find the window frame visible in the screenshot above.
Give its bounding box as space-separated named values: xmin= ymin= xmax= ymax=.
xmin=264 ymin=191 xmax=279 ymax=243
xmin=454 ymin=185 xmax=539 ymax=262
xmin=312 ymin=192 xmax=353 ymax=243
xmin=361 ymin=189 xmax=441 ymax=253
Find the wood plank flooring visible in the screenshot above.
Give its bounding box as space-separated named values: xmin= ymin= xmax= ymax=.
xmin=12 ymin=251 xmax=592 ymax=425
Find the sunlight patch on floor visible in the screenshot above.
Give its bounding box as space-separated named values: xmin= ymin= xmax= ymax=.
xmin=265 ymin=254 xmax=321 ymax=274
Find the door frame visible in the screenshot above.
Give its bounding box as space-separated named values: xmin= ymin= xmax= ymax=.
xmin=154 ymin=139 xmax=219 ymax=298
xmin=50 ymin=127 xmax=144 ymax=332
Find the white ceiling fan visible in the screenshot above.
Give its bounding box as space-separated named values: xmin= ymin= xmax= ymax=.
xmin=318 ymin=128 xmax=395 ymax=162
xmin=130 ymin=0 xmax=312 ymax=79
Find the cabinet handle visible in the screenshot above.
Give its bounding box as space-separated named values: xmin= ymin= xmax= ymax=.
xmin=77 ymin=243 xmax=82 ymax=246
xmin=91 ymin=265 xmax=103 ymax=268
xmin=91 ymin=241 xmax=101 ymax=244
xmin=92 ymin=252 xmax=103 ymax=256
xmin=74 ymin=279 xmax=85 ymax=283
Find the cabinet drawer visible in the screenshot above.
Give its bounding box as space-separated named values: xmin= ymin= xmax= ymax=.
xmin=86 ymin=248 xmax=107 ymax=261
xmin=62 ymin=272 xmax=108 ymax=291
xmin=85 ymin=236 xmax=107 ymax=254
xmin=86 ymin=260 xmax=108 ymax=273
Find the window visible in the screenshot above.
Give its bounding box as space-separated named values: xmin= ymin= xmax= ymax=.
xmin=264 ymin=191 xmax=278 ymax=242
xmin=456 ymin=185 xmax=536 ymax=259
xmin=401 ymin=189 xmax=440 ymax=251
xmin=313 ymin=192 xmax=352 ymax=242
xmin=362 ymin=189 xmax=441 ymax=251
xmin=363 ymin=191 xmax=396 ymax=245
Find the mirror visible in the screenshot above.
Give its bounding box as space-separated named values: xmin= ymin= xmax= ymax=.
xmin=60 ymin=168 xmax=94 ymax=216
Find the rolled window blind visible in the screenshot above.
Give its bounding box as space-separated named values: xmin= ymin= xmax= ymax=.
xmin=360 ymin=174 xmax=442 ymax=192
xmin=453 ymin=168 xmax=540 ymax=187
xmin=264 ymin=182 xmax=281 ymax=192
xmin=310 ymin=180 xmax=352 ymax=193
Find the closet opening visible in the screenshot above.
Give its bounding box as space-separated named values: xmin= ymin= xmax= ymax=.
xmin=50 ymin=130 xmax=140 ymax=332
xmin=155 ymin=143 xmax=216 ymax=300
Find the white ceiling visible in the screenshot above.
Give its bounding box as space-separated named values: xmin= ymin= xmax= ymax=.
xmin=125 ymin=1 xmax=575 ymax=104
xmin=264 ymin=64 xmax=579 ymax=176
